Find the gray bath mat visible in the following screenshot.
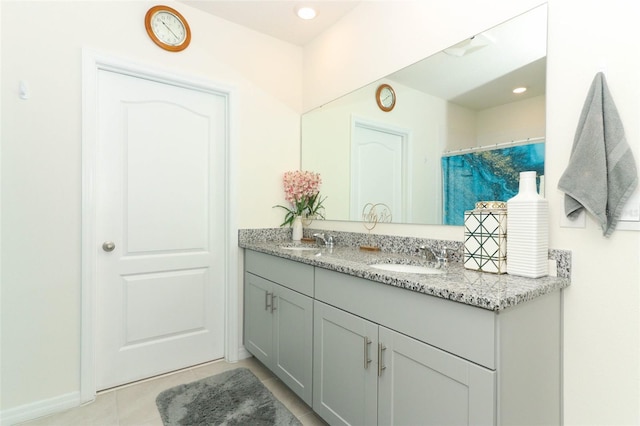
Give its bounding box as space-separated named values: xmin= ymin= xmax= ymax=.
xmin=156 ymin=367 xmax=302 ymax=426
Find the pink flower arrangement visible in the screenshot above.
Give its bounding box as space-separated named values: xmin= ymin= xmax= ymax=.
xmin=275 ymin=170 xmax=326 ymax=227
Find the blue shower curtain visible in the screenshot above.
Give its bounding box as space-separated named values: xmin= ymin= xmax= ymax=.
xmin=442 ymin=142 xmax=545 ymax=225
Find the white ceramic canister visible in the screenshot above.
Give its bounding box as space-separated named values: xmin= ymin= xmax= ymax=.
xmin=506 ymin=171 xmax=549 ymax=278
xmin=292 ymin=215 xmax=303 ymax=241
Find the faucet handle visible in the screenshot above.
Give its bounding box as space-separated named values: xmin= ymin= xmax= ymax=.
xmin=442 ymin=246 xmax=461 ymax=259
xmin=441 ymin=247 xmax=453 ymax=257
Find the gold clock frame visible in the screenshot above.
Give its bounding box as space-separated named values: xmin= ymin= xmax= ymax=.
xmin=375 ymin=83 xmax=396 ymax=112
xmin=145 ymin=5 xmax=191 ymax=52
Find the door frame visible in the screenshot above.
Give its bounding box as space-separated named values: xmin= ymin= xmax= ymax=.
xmin=80 ymin=49 xmax=238 ymax=402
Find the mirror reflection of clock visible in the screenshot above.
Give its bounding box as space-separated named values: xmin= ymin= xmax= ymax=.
xmin=376 ymin=84 xmax=396 ymax=111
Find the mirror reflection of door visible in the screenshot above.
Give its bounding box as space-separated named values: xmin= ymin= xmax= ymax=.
xmin=350 ymin=119 xmax=410 ymax=222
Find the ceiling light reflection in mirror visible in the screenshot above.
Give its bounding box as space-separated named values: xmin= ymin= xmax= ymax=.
xmin=296 ymin=6 xmax=316 ymax=20
xmin=301 ymin=4 xmax=547 ymax=226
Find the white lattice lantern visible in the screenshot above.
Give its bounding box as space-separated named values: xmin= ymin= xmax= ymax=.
xmin=464 ymin=201 xmax=507 ymax=274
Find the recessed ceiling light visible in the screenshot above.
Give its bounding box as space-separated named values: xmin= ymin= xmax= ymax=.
xmin=296 ymin=6 xmax=317 ymax=20
xmin=513 ymin=87 xmax=527 ymax=94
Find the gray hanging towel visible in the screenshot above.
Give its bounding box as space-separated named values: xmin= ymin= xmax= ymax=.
xmin=558 ymin=72 xmax=638 ymax=237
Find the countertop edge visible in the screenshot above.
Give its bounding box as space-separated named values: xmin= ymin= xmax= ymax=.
xmin=239 ymin=241 xmax=570 ymax=312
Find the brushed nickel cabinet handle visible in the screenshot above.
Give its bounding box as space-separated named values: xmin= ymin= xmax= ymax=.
xmin=363 ymin=337 xmax=372 ymax=369
xmin=378 ymin=343 xmax=387 ymax=376
xmin=271 ymin=295 xmax=277 ymax=313
xmin=265 ymin=291 xmax=272 ymax=311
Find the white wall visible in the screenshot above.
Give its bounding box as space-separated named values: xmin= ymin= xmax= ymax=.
xmin=445 ymin=95 xmax=545 ymax=151
xmin=475 ymin=95 xmax=546 ymax=146
xmin=445 ymin=102 xmax=477 ymax=152
xmin=1 ymin=0 xmax=302 ymax=415
xmin=305 ymin=0 xmax=640 ymax=424
xmin=547 ymin=1 xmax=640 ymax=423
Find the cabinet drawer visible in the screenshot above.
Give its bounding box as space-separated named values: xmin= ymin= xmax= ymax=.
xmin=315 ymin=268 xmax=496 ymax=369
xmin=245 ymin=250 xmax=314 ymax=297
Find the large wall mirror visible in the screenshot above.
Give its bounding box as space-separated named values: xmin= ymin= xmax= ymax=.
xmin=301 ymin=5 xmax=547 ymax=226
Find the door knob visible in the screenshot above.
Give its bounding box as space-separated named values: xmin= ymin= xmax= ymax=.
xmin=102 ymin=241 xmax=116 ymax=252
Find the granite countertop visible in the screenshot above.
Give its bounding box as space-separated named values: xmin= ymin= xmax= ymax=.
xmin=239 ymin=235 xmax=571 ymax=312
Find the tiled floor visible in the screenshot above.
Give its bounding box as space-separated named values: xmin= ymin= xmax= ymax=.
xmin=19 ymin=357 xmax=327 ymax=426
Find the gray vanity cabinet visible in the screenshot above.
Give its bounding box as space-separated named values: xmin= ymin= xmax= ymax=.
xmin=313 ymin=300 xmax=495 ymax=426
xmin=244 ymin=251 xmax=314 ymax=405
xmin=243 ymin=249 xmax=562 ymax=425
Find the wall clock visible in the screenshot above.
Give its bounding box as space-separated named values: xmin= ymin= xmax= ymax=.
xmin=145 ymin=5 xmax=191 ymax=52
xmin=376 ymin=84 xmax=396 ymax=112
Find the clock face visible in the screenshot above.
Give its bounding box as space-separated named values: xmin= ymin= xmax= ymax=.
xmin=376 ymin=84 xmax=396 ymax=111
xmin=151 ymin=11 xmax=187 ymax=46
xmin=380 ymin=87 xmax=394 ymax=107
xmin=145 ymin=6 xmax=191 ymax=52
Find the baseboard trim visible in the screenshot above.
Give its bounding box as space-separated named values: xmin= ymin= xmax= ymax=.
xmin=237 ymin=346 xmax=252 ymax=360
xmin=1 ymin=391 xmax=81 ymax=426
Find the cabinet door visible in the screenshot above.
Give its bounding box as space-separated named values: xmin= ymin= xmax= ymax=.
xmin=244 ymin=273 xmax=273 ymax=366
xmin=273 ymin=284 xmax=313 ymax=405
xmin=313 ymin=301 xmax=378 ymax=426
xmin=378 ymin=327 xmax=496 ymax=426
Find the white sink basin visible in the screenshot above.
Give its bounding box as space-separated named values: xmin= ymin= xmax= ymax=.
xmin=370 ymin=263 xmax=446 ymax=275
xmin=279 ymin=245 xmax=318 ymax=251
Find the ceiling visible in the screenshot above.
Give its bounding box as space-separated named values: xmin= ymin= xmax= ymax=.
xmin=179 ymin=1 xmax=546 ymax=111
xmin=389 ymin=5 xmax=547 ymax=110
xmin=178 ymin=1 xmax=361 ymax=46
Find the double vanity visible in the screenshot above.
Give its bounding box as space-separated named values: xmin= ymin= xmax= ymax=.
xmin=240 ymin=229 xmax=570 ymax=425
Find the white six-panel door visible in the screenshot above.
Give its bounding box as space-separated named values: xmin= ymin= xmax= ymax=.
xmin=95 ymin=69 xmax=226 ymax=390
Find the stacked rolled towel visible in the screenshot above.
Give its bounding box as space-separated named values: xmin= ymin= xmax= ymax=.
xmin=558 ymin=72 xmax=638 ymax=237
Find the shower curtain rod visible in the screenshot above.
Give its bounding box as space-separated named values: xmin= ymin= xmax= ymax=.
xmin=442 ymin=136 xmax=545 ymax=157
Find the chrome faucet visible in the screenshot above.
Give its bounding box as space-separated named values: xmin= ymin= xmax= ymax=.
xmin=418 ymin=245 xmax=451 ymax=268
xmin=313 ymin=233 xmax=335 ymax=248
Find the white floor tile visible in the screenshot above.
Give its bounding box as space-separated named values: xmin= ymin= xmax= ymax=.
xmin=18 ymin=392 xmax=118 ymax=426
xmin=17 ymin=357 xmax=326 ymax=426
xmin=116 ymin=369 xmax=196 ymax=426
